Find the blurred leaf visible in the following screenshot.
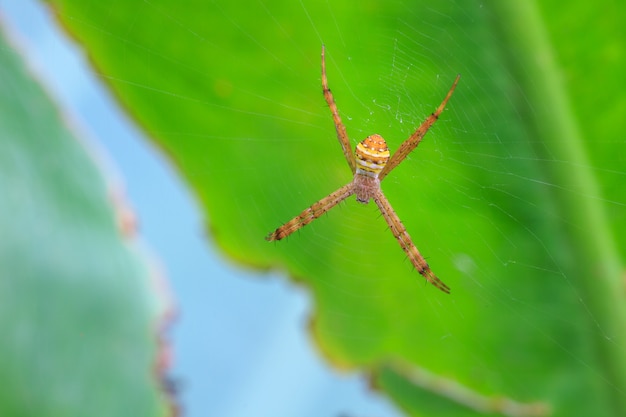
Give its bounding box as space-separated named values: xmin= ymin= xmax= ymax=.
xmin=46 ymin=0 xmax=626 ymax=416
xmin=0 ymin=27 xmax=173 ymax=416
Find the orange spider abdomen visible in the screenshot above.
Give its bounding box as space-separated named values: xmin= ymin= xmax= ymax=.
xmin=355 ymin=134 xmax=390 ymax=177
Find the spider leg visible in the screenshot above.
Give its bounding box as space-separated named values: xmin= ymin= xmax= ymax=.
xmin=372 ymin=190 xmax=450 ymax=294
xmin=266 ymin=183 xmax=354 ymax=241
xmin=379 ymin=74 xmax=460 ymax=181
xmin=322 ymin=45 xmax=357 ymax=174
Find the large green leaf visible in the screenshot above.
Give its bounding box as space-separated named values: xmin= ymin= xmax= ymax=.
xmin=46 ymin=0 xmax=626 ymax=415
xmin=0 ymin=27 xmax=172 ymax=416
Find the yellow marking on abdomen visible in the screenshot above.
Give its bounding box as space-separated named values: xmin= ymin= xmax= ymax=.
xmin=355 ymin=134 xmax=390 ymax=177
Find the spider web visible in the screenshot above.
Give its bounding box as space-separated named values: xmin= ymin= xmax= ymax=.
xmin=300 ymin=5 xmax=626 ymax=411
xmin=303 ymin=6 xmax=626 ymax=417
xmin=5 ymin=0 xmax=625 ymax=416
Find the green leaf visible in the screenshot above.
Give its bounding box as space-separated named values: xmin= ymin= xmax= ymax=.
xmin=46 ymin=0 xmax=626 ymax=415
xmin=0 ymin=28 xmax=172 ymax=416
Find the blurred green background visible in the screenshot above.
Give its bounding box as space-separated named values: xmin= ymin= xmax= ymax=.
xmin=2 ymin=0 xmax=625 ymax=416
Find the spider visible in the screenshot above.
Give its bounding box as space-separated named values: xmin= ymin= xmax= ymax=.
xmin=266 ymin=46 xmax=460 ymax=294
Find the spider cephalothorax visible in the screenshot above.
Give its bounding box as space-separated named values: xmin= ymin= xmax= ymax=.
xmin=267 ymin=46 xmax=459 ymax=294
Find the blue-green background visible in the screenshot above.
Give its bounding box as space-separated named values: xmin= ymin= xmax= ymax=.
xmin=1 ymin=1 xmax=402 ymax=416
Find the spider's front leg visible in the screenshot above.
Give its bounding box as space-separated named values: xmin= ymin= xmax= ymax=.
xmin=372 ymin=190 xmax=450 ymax=294
xmin=266 ymin=183 xmax=354 ymax=241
